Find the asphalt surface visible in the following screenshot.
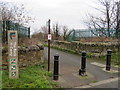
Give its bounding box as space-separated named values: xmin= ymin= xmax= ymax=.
xmin=44 ymin=47 xmax=118 ymax=88
xmin=90 ymin=80 xmax=118 ymax=88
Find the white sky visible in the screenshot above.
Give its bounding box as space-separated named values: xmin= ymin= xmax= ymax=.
xmin=1 ymin=0 xmax=101 ymax=33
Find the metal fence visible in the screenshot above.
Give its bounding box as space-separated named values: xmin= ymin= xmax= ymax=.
xmin=0 ymin=20 xmax=30 ymax=43
xmin=66 ymin=29 xmax=116 ymax=42
xmin=66 ymin=29 xmax=94 ymax=42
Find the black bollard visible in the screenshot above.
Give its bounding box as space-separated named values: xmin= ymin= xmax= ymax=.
xmin=79 ymin=51 xmax=86 ymax=76
xmin=106 ymin=49 xmax=112 ymax=71
xmin=53 ymin=54 xmax=59 ymax=80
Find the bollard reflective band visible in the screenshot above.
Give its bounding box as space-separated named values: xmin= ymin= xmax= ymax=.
xmin=107 ymin=50 xmax=112 ymax=55
xmin=82 ymin=51 xmax=86 ymax=57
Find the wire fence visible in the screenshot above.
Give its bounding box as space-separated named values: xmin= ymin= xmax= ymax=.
xmin=0 ymin=20 xmax=30 ymax=43
xmin=66 ymin=29 xmax=116 ymax=42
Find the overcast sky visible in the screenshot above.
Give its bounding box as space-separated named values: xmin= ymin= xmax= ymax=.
xmin=1 ymin=0 xmax=101 ymax=33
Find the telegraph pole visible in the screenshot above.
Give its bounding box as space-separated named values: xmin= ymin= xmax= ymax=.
xmin=48 ymin=19 xmax=51 ymax=72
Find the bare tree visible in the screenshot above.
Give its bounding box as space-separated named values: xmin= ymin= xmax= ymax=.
xmin=0 ymin=1 xmax=33 ymax=43
xmin=52 ymin=23 xmax=60 ymax=40
xmin=40 ymin=26 xmax=48 ymax=34
xmin=0 ymin=1 xmax=33 ymax=26
xmin=62 ymin=26 xmax=68 ymax=40
xmin=85 ymin=0 xmax=119 ymax=37
xmin=115 ymin=1 xmax=120 ymax=38
xmin=40 ymin=26 xmax=48 ymax=39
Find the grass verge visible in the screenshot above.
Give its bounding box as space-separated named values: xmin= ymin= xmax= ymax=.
xmin=98 ymin=52 xmax=120 ymax=67
xmin=44 ymin=44 xmax=80 ymax=55
xmin=2 ymin=63 xmax=59 ymax=88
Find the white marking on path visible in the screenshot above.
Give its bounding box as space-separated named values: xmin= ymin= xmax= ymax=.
xmin=102 ymin=68 xmax=118 ymax=73
xmin=75 ymin=77 xmax=118 ymax=88
xmin=91 ymin=62 xmax=118 ymax=73
xmin=91 ymin=62 xmax=105 ymax=67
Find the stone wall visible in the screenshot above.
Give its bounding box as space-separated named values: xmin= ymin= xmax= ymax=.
xmin=43 ymin=40 xmax=119 ymax=56
xmin=2 ymin=44 xmax=44 ymax=68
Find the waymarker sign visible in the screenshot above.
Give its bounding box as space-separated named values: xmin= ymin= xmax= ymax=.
xmin=8 ymin=31 xmax=19 ymax=78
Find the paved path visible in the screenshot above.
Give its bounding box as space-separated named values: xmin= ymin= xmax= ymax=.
xmin=44 ymin=47 xmax=118 ymax=88
xmin=75 ymin=77 xmax=118 ymax=88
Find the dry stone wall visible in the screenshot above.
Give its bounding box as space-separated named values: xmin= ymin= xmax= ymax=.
xmin=43 ymin=40 xmax=119 ymax=56
xmin=2 ymin=44 xmax=44 ymax=68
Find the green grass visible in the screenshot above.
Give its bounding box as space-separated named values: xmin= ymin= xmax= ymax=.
xmin=44 ymin=44 xmax=79 ymax=55
xmin=98 ymin=52 xmax=120 ymax=67
xmin=2 ymin=64 xmax=59 ymax=88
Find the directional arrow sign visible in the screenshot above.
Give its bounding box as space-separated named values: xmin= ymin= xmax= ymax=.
xmin=10 ymin=58 xmax=16 ymax=64
xmin=10 ymin=32 xmax=16 ymax=40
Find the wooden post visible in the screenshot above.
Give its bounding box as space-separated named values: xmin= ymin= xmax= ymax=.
xmin=48 ymin=19 xmax=51 ymax=72
xmin=28 ymin=27 xmax=30 ymax=38
xmin=8 ymin=31 xmax=19 ymax=78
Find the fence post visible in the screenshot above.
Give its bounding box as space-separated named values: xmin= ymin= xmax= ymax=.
xmin=53 ymin=54 xmax=59 ymax=80
xmin=79 ymin=51 xmax=86 ymax=76
xmin=28 ymin=27 xmax=30 ymax=38
xmin=106 ymin=49 xmax=112 ymax=71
